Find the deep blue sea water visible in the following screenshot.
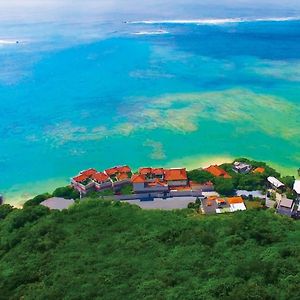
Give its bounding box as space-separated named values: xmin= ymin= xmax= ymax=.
xmin=1 ymin=19 xmax=300 ymax=204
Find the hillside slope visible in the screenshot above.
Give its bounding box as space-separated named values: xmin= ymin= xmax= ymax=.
xmin=0 ymin=200 xmax=300 ymax=299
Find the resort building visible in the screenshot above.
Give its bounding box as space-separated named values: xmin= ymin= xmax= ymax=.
xmin=131 ymin=167 xmax=189 ymax=194
xmin=190 ymin=181 xmax=214 ymax=192
xmin=92 ymin=172 xmax=112 ymax=191
xmin=71 ymin=168 xmax=98 ymax=195
xmin=227 ymin=196 xmax=247 ymax=212
xmin=104 ymin=165 xmax=132 ymax=190
xmin=267 ymin=176 xmax=285 ymax=191
xmin=104 ymin=165 xmax=132 ymax=181
xmin=164 ymin=168 xmax=188 ymax=187
xmin=204 ymin=165 xmax=231 ymax=179
xmin=131 ymin=174 xmax=169 ymax=194
xmin=294 ymin=180 xmax=300 ymax=199
xmin=72 ymin=166 xmax=132 ymax=194
xmin=232 ymin=162 xmax=252 ymax=174
xmin=202 ymin=196 xmax=246 ymax=214
xmin=276 ymin=198 xmax=295 ymax=217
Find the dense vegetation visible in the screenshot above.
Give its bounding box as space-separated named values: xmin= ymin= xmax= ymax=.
xmin=1 ymin=200 xmax=300 ymax=299
xmin=24 ymin=186 xmax=80 ymax=208
xmin=188 ymin=158 xmax=296 ymax=196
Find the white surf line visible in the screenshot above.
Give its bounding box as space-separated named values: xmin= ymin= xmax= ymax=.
xmin=132 ymin=30 xmax=169 ymax=35
xmin=127 ymin=17 xmax=300 ymax=25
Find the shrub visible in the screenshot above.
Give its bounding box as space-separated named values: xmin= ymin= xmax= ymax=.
xmin=52 ymin=186 xmax=79 ymax=199
xmin=23 ymin=193 xmax=52 ymax=208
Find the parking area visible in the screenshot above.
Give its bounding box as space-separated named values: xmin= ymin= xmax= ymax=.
xmin=122 ymin=196 xmax=198 ymax=210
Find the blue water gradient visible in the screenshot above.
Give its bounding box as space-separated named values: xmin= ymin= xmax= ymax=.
xmin=1 ymin=20 xmax=300 ymax=203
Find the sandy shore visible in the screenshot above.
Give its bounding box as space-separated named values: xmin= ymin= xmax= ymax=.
xmin=165 ymin=154 xmax=235 ymax=171
xmin=3 ymin=177 xmax=69 ymax=208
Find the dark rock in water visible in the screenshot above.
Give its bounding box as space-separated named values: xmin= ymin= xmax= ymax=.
xmin=16 ymin=41 xmax=19 ymax=44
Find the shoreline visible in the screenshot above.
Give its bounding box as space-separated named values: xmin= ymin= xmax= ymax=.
xmin=2 ymin=155 xmax=299 ymax=207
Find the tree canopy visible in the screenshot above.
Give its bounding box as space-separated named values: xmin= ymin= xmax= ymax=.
xmin=1 ymin=199 xmax=299 ymax=299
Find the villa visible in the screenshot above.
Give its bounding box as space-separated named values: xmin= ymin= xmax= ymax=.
xmin=104 ymin=165 xmax=132 ymax=191
xmin=227 ymin=196 xmax=247 ymax=212
xmin=276 ymin=198 xmax=295 ymax=217
xmin=92 ymin=172 xmax=112 ymax=191
xmin=232 ymin=162 xmax=252 ymax=174
xmin=190 ymin=181 xmax=214 ymax=192
xmin=164 ymin=168 xmax=188 ymax=187
xmin=71 ymin=168 xmax=98 ymax=195
xmin=131 ymin=167 xmax=188 ymax=194
xmin=131 ymin=174 xmax=169 ymax=194
xmin=71 ymin=166 xmax=132 ymax=194
xmin=202 ymin=196 xmax=246 ymax=214
xmin=204 ymin=165 xmax=232 ymax=178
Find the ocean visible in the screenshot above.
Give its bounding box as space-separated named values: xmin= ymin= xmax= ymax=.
xmin=1 ymin=18 xmax=300 ymax=205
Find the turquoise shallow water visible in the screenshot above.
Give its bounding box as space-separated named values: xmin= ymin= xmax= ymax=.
xmin=1 ymin=20 xmax=300 ymax=205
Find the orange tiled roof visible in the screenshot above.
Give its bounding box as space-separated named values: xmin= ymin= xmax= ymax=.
xmin=148 ymin=179 xmax=168 ymax=187
xmin=80 ymin=168 xmax=97 ymax=177
xmin=205 ymin=165 xmax=231 ymax=178
xmin=253 ymin=167 xmax=265 ymax=174
xmin=105 ymin=167 xmax=119 ymax=176
xmin=139 ymin=167 xmax=153 ymax=175
xmin=170 ymin=185 xmax=192 ymax=191
xmin=118 ymin=166 xmax=131 ymax=173
xmin=227 ymin=196 xmax=244 ymax=204
xmin=92 ymin=172 xmax=109 ymax=183
xmin=152 ymin=168 xmax=164 ymax=175
xmin=106 ymin=166 xmax=131 ymax=176
xmin=73 ymin=174 xmax=89 ymax=183
xmin=131 ymin=174 xmax=146 ymax=183
xmin=117 ymin=172 xmax=130 ymax=181
xmin=190 ymin=181 xmax=214 ymax=187
xmin=164 ymin=168 xmax=187 ymax=181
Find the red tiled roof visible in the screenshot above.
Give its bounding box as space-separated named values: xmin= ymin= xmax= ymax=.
xmin=164 ymin=168 xmax=187 ymax=181
xmin=73 ymin=174 xmax=89 ymax=183
xmin=204 ymin=165 xmax=231 ymax=178
xmin=228 ymin=196 xmax=244 ymax=204
xmin=80 ymin=168 xmax=97 ymax=177
xmin=131 ymin=174 xmax=146 ymax=183
xmin=92 ymin=172 xmax=109 ymax=183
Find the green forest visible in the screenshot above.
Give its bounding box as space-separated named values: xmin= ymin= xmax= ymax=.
xmin=1 ymin=200 xmax=300 ymax=299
